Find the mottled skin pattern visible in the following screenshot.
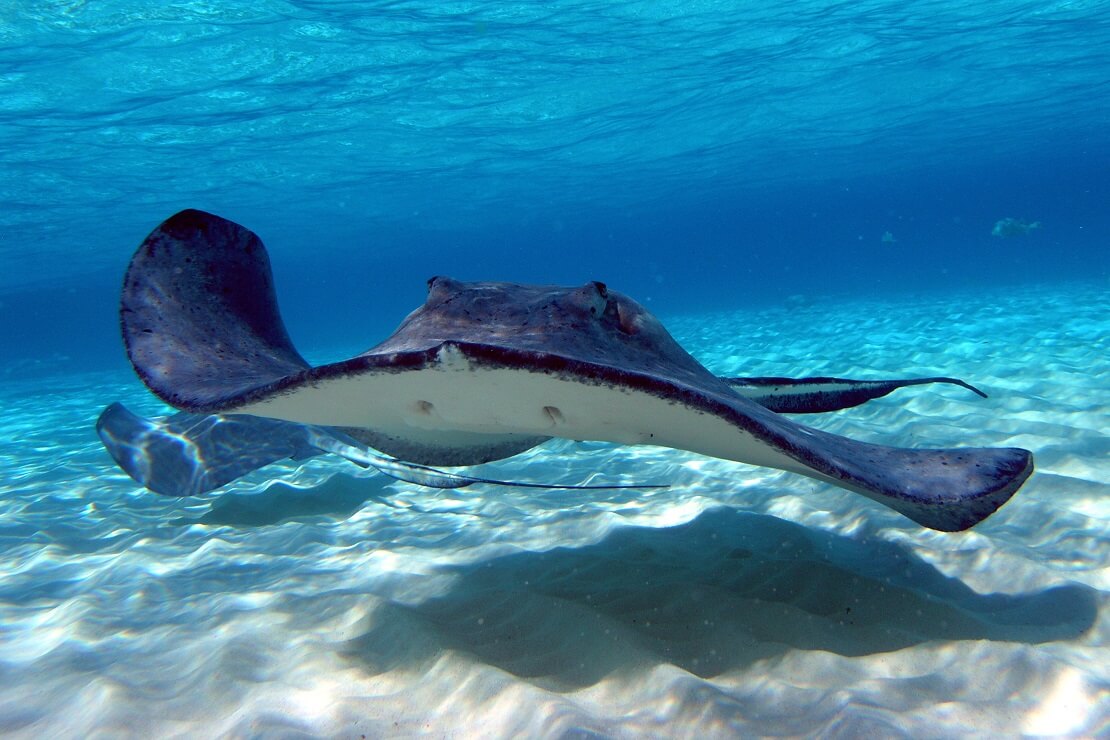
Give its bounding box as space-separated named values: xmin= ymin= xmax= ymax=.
xmin=118 ymin=209 xmax=1034 ymax=531
xmin=367 ymin=276 xmax=730 ymax=393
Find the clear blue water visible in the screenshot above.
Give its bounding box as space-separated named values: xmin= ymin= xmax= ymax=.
xmin=1 ymin=0 xmax=1108 ymax=370
xmin=1 ymin=2 xmax=1108 ymax=736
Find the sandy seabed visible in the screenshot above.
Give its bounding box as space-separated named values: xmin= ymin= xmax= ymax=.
xmin=0 ymin=281 xmax=1106 ymax=738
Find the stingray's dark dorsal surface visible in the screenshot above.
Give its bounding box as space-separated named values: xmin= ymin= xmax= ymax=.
xmin=115 ymin=210 xmax=1034 ymax=531
xmin=122 ymin=209 xmax=310 ymax=410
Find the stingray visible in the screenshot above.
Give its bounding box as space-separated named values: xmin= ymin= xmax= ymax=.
xmin=102 ymin=209 xmax=1033 ymax=531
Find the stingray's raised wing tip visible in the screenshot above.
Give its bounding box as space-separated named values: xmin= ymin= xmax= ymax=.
xmin=122 ymin=210 xmax=309 ymax=413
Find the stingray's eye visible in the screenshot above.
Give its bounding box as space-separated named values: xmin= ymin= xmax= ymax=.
xmin=571 ymin=281 xmax=609 ymax=317
xmin=426 ymin=276 xmax=460 ymax=302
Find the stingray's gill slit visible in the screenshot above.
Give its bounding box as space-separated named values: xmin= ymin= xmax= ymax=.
xmin=104 ymin=209 xmax=1034 ymax=532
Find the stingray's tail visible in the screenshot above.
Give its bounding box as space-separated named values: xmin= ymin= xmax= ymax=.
xmin=120 ymin=209 xmax=309 ymax=413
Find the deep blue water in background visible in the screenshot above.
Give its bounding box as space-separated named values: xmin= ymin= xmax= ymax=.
xmin=0 ymin=1 xmax=1107 ymax=373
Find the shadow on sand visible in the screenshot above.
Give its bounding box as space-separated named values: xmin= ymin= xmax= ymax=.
xmin=342 ymin=506 xmax=1098 ymax=689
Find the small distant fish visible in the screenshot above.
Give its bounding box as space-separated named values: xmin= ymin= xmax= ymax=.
xmin=881 ymin=231 xmax=896 ymax=244
xmin=992 ymin=217 xmax=1042 ymax=238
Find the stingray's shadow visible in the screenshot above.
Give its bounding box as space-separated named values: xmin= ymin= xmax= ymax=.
xmin=342 ymin=507 xmax=1098 ymax=690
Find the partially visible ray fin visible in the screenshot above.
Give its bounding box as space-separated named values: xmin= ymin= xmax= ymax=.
xmin=96 ymin=402 xmax=328 ymax=497
xmin=96 ymin=403 xmax=667 ymax=497
xmin=722 ymin=375 xmax=988 ymax=414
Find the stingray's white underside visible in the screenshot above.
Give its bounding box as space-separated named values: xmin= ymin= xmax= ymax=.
xmin=233 ymin=345 xmax=818 ymax=480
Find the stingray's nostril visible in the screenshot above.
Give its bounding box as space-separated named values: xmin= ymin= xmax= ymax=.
xmin=543 ymin=405 xmax=565 ymax=425
xmin=414 ymin=400 xmax=434 ymax=415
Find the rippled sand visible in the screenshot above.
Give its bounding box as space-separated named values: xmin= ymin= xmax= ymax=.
xmin=1 ymin=282 xmax=1106 ymax=737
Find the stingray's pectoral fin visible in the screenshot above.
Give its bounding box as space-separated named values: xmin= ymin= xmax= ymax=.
xmin=121 ymin=209 xmax=310 ymax=413
xmin=724 ymin=375 xmax=988 ymax=414
xmin=96 ymin=402 xmax=328 ymax=497
xmin=781 ymin=423 xmax=1033 ymax=531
